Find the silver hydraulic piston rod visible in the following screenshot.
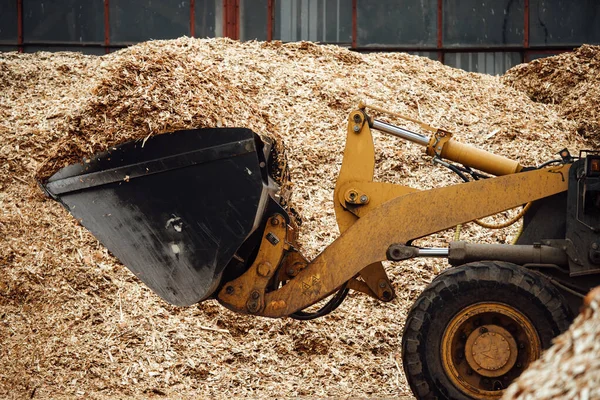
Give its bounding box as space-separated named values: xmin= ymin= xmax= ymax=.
xmin=417 ymin=247 xmax=450 ymax=257
xmin=372 ymin=119 xmax=430 ymax=147
xmin=364 ymin=102 xmax=523 ymax=176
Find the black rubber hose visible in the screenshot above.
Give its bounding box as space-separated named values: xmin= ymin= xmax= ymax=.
xmin=289 ymin=284 xmax=350 ymax=320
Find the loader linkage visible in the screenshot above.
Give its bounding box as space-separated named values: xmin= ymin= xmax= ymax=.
xmin=43 ymin=102 xmax=600 ymax=399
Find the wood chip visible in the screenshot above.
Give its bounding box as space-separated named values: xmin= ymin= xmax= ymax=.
xmin=503 ymin=289 xmax=600 ymax=399
xmin=503 ymin=45 xmax=600 ymax=147
xmin=0 ymin=37 xmax=593 ymax=398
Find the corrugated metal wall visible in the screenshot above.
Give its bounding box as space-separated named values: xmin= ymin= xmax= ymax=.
xmin=445 ymin=52 xmax=523 ymax=75
xmin=1 ymin=0 xmax=600 ymax=75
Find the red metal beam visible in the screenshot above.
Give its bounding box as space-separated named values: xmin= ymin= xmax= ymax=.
xmin=267 ymin=0 xmax=273 ymax=41
xmin=222 ymin=0 xmax=227 ymax=37
xmin=190 ymin=0 xmax=195 ymax=37
xmin=223 ymin=0 xmax=239 ymax=40
xmin=229 ymin=0 xmax=232 ymax=38
xmin=437 ymin=0 xmax=443 ymax=62
xmin=104 ymin=0 xmax=110 ymax=53
xmin=524 ymin=0 xmax=530 ymax=61
xmin=352 ymin=0 xmax=357 ymax=48
xmin=235 ymin=0 xmax=240 ymax=40
xmin=524 ymin=0 xmax=530 ymax=48
xmin=17 ymin=0 xmax=23 ymax=52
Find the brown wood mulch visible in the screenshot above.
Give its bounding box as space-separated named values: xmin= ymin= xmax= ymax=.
xmin=503 ymin=45 xmax=600 ymax=147
xmin=0 ymin=37 xmax=594 ymax=399
xmin=503 ymin=288 xmax=600 ymax=399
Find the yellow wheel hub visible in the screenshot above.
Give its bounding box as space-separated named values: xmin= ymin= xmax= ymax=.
xmin=465 ymin=324 xmax=518 ymax=377
xmin=441 ymin=302 xmax=541 ymax=399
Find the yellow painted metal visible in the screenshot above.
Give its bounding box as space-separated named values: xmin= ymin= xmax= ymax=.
xmin=346 ymin=278 xmax=377 ymax=297
xmin=332 ymin=113 xmax=416 ymax=300
xmin=217 ymin=106 xmax=570 ymax=318
xmin=361 ymin=101 xmax=522 ymax=176
xmin=260 ymin=163 xmax=570 ymax=317
xmin=355 ymin=261 xmax=395 ymax=301
xmin=441 ymin=302 xmax=541 ymax=399
xmin=464 ymin=325 xmax=517 ymax=377
xmin=332 ymin=110 xmax=395 ymax=301
xmin=434 ymin=136 xmax=523 ymax=176
xmin=276 ymin=249 xmax=308 ymax=281
xmin=333 ymin=109 xmax=375 ymax=232
xmin=217 ymin=214 xmax=288 ymax=314
xmin=425 ymin=128 xmax=522 ymax=177
xmin=337 ymin=181 xmax=418 ymax=218
xmin=243 ymin=107 xmax=573 ymax=317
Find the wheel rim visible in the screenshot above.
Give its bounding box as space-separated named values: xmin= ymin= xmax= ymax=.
xmin=441 ymin=302 xmax=541 ymax=399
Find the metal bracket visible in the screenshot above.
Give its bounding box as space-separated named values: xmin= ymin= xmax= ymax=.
xmin=217 ymin=214 xmax=288 ymax=314
xmin=387 ymin=244 xmax=420 ymax=261
xmin=357 ymin=262 xmax=395 ymax=302
xmin=351 ymin=110 xmax=367 ymax=134
xmin=542 ymin=239 xmax=589 ymax=276
xmin=274 ymin=248 xmax=309 ymax=282
xmin=344 ymin=188 xmax=369 ymax=205
xmin=428 ymin=129 xmax=453 ymax=158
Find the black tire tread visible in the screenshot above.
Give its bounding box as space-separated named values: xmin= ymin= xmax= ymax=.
xmin=401 ymin=261 xmax=573 ymax=400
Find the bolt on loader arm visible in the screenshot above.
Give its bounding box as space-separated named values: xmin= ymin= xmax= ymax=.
xmin=217 ymin=103 xmax=570 ymax=318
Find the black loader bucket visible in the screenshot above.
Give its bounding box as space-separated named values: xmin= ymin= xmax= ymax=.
xmin=42 ymin=128 xmax=289 ymax=306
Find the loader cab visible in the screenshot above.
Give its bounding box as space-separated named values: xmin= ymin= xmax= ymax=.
xmin=582 ymin=155 xmax=600 ymax=216
xmin=565 ymin=153 xmax=600 ymax=276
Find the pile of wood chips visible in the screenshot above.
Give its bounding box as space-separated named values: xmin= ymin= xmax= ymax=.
xmin=504 ymin=288 xmax=600 ymax=399
xmin=0 ymin=37 xmax=592 ymax=399
xmin=503 ymin=45 xmax=600 ymax=146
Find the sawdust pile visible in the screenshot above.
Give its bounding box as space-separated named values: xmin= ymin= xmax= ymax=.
xmin=0 ymin=37 xmax=589 ymax=399
xmin=504 ymin=287 xmax=600 ymax=399
xmin=503 ymin=45 xmax=600 ymax=146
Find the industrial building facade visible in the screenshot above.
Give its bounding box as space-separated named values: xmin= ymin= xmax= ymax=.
xmin=0 ymin=0 xmax=599 ymax=74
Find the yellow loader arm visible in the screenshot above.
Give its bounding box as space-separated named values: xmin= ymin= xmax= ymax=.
xmin=44 ymin=101 xmax=592 ymax=399
xmin=217 ymin=104 xmax=570 ymax=317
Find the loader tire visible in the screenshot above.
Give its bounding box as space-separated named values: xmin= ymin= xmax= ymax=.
xmin=401 ymin=261 xmax=572 ymax=400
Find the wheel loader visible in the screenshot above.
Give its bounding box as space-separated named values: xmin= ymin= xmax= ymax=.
xmin=41 ymin=102 xmax=600 ymax=399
